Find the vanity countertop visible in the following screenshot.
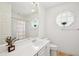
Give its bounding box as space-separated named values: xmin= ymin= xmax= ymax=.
xmin=0 ymin=38 xmax=50 ymax=56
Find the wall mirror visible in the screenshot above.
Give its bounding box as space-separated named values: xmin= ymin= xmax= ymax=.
xmin=0 ymin=2 xmax=39 ymax=45
xmin=56 ymin=11 xmax=74 ymax=27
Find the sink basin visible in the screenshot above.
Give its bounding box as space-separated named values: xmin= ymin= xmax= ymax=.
xmin=31 ymin=38 xmax=49 ymax=48
xmin=31 ymin=39 xmax=45 ymax=51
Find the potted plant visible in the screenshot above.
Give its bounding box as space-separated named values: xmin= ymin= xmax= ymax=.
xmin=5 ymin=36 xmax=17 ymax=52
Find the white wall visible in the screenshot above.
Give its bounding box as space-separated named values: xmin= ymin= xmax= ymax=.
xmin=0 ymin=3 xmax=11 ymax=45
xmin=45 ymin=2 xmax=79 ymax=55
xmin=38 ymin=5 xmax=46 ymax=38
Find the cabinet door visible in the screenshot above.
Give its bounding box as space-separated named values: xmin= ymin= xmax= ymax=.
xmin=38 ymin=43 xmax=50 ymax=56
xmin=34 ymin=53 xmax=38 ymax=56
xmin=45 ymin=44 xmax=50 ymax=56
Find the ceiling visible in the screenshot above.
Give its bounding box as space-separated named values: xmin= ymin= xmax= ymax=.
xmin=11 ymin=2 xmax=64 ymax=16
xmin=11 ymin=2 xmax=33 ymax=16
xmin=39 ymin=2 xmax=64 ymax=9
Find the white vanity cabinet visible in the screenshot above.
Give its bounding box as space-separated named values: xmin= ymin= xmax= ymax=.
xmin=0 ymin=38 xmax=50 ymax=56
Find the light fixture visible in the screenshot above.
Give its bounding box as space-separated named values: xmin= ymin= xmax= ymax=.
xmin=31 ymin=2 xmax=39 ymax=13
xmin=56 ymin=11 xmax=74 ymax=27
xmin=31 ymin=2 xmax=39 ymax=29
xmin=32 ymin=2 xmax=39 ymax=7
xmin=32 ymin=9 xmax=35 ymax=12
xmin=31 ymin=18 xmax=39 ymax=29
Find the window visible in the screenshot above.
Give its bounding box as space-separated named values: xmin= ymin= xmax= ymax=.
xmin=12 ymin=20 xmax=25 ymax=39
xmin=16 ymin=20 xmax=25 ymax=39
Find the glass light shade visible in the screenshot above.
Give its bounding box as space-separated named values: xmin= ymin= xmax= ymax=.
xmin=31 ymin=19 xmax=39 ymax=29
xmin=56 ymin=11 xmax=74 ymax=27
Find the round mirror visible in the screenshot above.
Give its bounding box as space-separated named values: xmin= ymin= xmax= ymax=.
xmin=56 ymin=11 xmax=74 ymax=27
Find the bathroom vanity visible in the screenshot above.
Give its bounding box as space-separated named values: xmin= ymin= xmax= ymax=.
xmin=0 ymin=38 xmax=50 ymax=56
